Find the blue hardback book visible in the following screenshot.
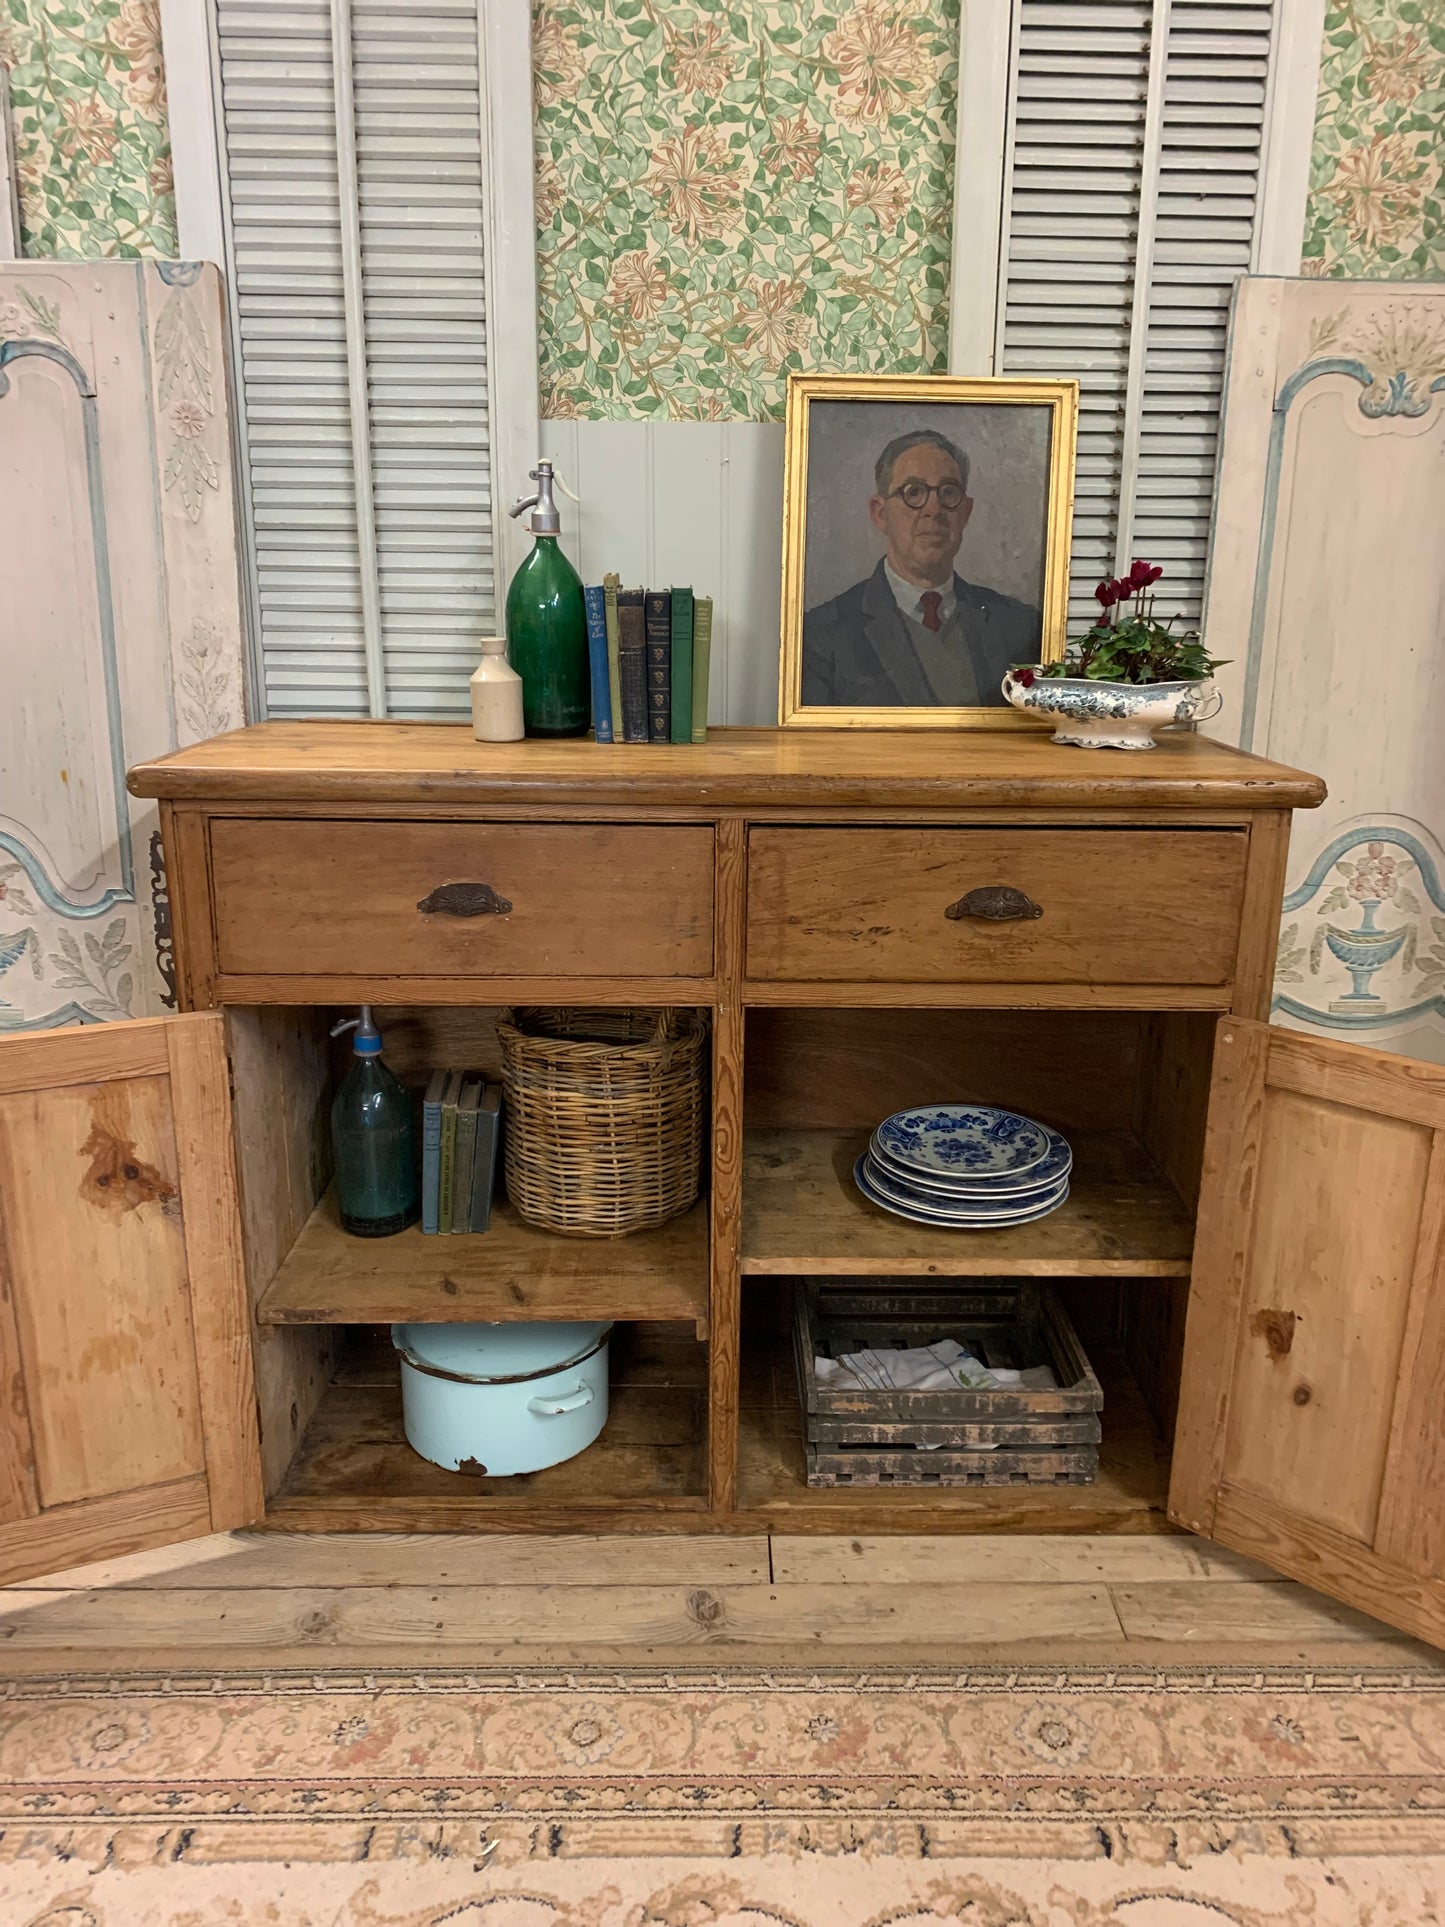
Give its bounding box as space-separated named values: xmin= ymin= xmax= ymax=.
xmin=583 ymin=583 xmax=613 ymax=743
xmin=420 ymin=1068 xmax=446 ymax=1235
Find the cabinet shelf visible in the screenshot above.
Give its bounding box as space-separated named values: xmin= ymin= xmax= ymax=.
xmin=740 ymin=1129 xmax=1194 ymax=1278
xmin=257 ymin=1187 xmax=710 ymax=1330
xmin=267 ymin=1324 xmax=708 ymax=1527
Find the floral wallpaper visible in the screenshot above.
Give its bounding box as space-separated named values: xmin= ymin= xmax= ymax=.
xmin=531 ymin=0 xmax=959 ymax=422
xmin=2 ymin=0 xmax=176 ymax=257
xmin=2 ymin=0 xmax=1437 ymax=382
xmin=1303 ymin=0 xmax=1445 ymax=277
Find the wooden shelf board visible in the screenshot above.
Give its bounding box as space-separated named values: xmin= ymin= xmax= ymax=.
xmin=740 ymin=1128 xmax=1194 ymax=1277
xmin=258 ymin=1188 xmax=710 ymax=1328
xmin=735 ymin=1330 xmax=1174 ymax=1534
xmin=267 ymin=1324 xmax=708 ymax=1522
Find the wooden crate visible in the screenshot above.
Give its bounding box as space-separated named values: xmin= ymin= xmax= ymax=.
xmin=794 ymin=1281 xmax=1103 ymax=1487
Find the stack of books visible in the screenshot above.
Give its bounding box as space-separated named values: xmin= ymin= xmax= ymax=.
xmin=582 ymin=578 xmax=713 ymax=745
xmin=420 ymin=1071 xmax=503 ymax=1235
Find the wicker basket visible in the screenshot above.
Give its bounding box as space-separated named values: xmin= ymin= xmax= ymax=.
xmin=498 ymin=1007 xmax=707 ymax=1237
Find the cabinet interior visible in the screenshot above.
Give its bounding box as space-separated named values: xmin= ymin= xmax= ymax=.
xmin=227 ymin=1001 xmax=1215 ymax=1533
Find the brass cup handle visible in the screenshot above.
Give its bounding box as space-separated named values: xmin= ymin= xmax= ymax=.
xmin=417 ymin=882 xmax=513 ymax=917
xmin=945 ymin=885 xmax=1042 ymax=923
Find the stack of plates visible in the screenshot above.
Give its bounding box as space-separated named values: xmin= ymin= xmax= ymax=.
xmin=854 ymin=1105 xmax=1071 ymax=1229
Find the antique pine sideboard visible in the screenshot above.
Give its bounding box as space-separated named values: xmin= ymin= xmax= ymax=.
xmin=1 ymin=724 xmax=1442 ymax=1648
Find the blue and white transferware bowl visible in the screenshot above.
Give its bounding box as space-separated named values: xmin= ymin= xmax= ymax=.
xmin=1001 ymin=672 xmax=1222 ymax=750
xmin=868 ymin=1127 xmax=1072 ymax=1198
xmin=872 ymin=1104 xmax=1050 ymax=1179
xmin=854 ymin=1156 xmax=1069 ymax=1229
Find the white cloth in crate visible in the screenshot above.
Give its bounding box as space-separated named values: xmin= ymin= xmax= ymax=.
xmin=814 ymin=1339 xmax=1057 ymax=1394
xmin=813 ymin=1340 xmax=1059 ymax=1451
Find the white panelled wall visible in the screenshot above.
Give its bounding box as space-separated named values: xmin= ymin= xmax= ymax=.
xmin=539 ymin=421 xmax=785 ymax=728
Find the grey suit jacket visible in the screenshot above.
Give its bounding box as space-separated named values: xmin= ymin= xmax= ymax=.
xmin=800 ymin=560 xmax=1040 ymax=708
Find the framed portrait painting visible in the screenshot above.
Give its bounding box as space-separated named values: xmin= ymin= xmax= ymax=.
xmin=778 ymin=373 xmax=1078 ymax=728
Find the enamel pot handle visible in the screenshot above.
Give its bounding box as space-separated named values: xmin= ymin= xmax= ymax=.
xmin=527 ymin=1382 xmax=594 ymax=1417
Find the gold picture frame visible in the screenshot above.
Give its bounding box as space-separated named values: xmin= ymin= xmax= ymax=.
xmin=778 ymin=372 xmax=1078 ymax=729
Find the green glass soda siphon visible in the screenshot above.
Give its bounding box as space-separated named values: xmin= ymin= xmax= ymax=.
xmin=505 ymin=460 xmax=589 ymax=736
xmin=329 ymin=1007 xmax=418 ymax=1237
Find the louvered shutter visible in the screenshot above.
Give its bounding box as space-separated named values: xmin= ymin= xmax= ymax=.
xmin=216 ymin=0 xmax=497 ymax=718
xmin=995 ymin=0 xmax=1275 ymax=631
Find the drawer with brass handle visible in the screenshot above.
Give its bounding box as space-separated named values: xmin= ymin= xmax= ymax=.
xmin=745 ymin=827 xmax=1248 ymax=986
xmin=209 ymin=819 xmax=715 ymax=979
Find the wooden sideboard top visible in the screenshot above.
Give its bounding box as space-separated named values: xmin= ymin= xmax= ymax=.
xmin=128 ymin=721 xmax=1326 ymax=811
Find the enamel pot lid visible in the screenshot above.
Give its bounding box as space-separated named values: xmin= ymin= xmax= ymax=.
xmin=393 ymin=1319 xmax=611 ymax=1385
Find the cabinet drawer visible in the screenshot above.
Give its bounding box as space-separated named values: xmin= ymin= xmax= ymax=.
xmin=746 ymin=828 xmax=1248 ymax=985
xmin=210 ymin=820 xmax=715 ymax=979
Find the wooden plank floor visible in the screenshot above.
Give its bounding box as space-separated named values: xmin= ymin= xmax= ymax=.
xmin=1 ymin=1532 xmax=1438 ymax=1674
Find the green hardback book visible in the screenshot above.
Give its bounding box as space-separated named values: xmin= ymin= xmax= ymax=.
xmin=436 ymin=1069 xmax=463 ymax=1234
xmin=669 ymin=586 xmax=694 ymax=745
xmin=450 ymin=1075 xmax=483 ymax=1235
xmin=603 ymin=573 xmax=623 ymax=745
xmin=469 ymin=1084 xmax=503 ymax=1233
xmin=691 ymin=596 xmax=712 ymax=742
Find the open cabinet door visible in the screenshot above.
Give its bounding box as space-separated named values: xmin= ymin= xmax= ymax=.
xmin=1170 ymin=1019 xmax=1445 ymax=1648
xmin=0 ymin=1014 xmax=261 ymax=1582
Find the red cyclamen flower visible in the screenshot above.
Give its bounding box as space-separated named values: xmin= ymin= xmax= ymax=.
xmin=1095 ymin=579 xmax=1119 ymax=610
xmin=1127 ymin=559 xmax=1163 ymax=590
xmin=1015 ymin=667 xmax=1035 ymax=688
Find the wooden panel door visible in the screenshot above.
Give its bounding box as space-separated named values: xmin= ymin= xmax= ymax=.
xmin=0 ymin=1014 xmax=261 ymax=1581
xmin=1171 ymin=1019 xmax=1445 ymax=1647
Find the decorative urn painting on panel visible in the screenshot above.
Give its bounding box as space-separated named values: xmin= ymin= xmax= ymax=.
xmin=1275 ymin=823 xmax=1445 ymax=1030
xmin=0 ymin=263 xmax=246 ymax=1033
xmin=1204 ymin=278 xmax=1445 ymax=1065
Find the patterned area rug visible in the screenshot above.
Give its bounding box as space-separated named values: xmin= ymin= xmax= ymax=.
xmin=0 ymin=1664 xmax=1442 ymax=1924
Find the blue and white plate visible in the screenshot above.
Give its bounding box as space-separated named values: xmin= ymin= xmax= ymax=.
xmin=871 ymin=1105 xmax=1052 ymax=1180
xmin=860 ymin=1153 xmax=1068 ymax=1220
xmin=861 ymin=1150 xmax=1068 ymax=1218
xmin=869 ymin=1126 xmax=1072 ymax=1198
xmin=854 ymin=1155 xmax=1069 ymax=1229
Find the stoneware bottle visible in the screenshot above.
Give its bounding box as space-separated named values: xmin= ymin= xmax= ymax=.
xmin=504 ymin=460 xmax=589 ymax=737
xmin=470 ymin=635 xmax=525 ymax=742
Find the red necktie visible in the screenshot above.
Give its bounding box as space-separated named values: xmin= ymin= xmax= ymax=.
xmin=919 ymin=591 xmax=943 ymax=632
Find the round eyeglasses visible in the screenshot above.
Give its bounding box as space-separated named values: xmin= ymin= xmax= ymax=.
xmin=887 ymin=478 xmax=967 ymax=511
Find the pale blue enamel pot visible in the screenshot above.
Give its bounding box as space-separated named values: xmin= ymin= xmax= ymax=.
xmin=392 ymin=1320 xmax=611 ymax=1476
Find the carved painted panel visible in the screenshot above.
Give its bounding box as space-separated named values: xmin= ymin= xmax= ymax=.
xmin=0 ymin=261 xmax=244 ymax=1031
xmin=1206 ymin=277 xmax=1445 ymax=1062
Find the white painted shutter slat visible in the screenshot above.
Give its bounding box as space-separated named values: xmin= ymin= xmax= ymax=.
xmin=217 ymin=0 xmax=495 ymax=717
xmin=995 ymin=0 xmax=1275 ymax=630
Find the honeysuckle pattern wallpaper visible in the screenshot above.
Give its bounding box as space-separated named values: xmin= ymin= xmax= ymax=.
xmin=2 ymin=0 xmax=176 ymax=256
xmin=1303 ymin=0 xmax=1445 ymax=277
xmin=5 ymin=0 xmax=1439 ymax=338
xmin=531 ymin=0 xmax=960 ymax=421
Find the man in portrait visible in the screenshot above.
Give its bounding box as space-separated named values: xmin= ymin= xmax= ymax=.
xmin=800 ymin=428 xmax=1042 ymax=708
